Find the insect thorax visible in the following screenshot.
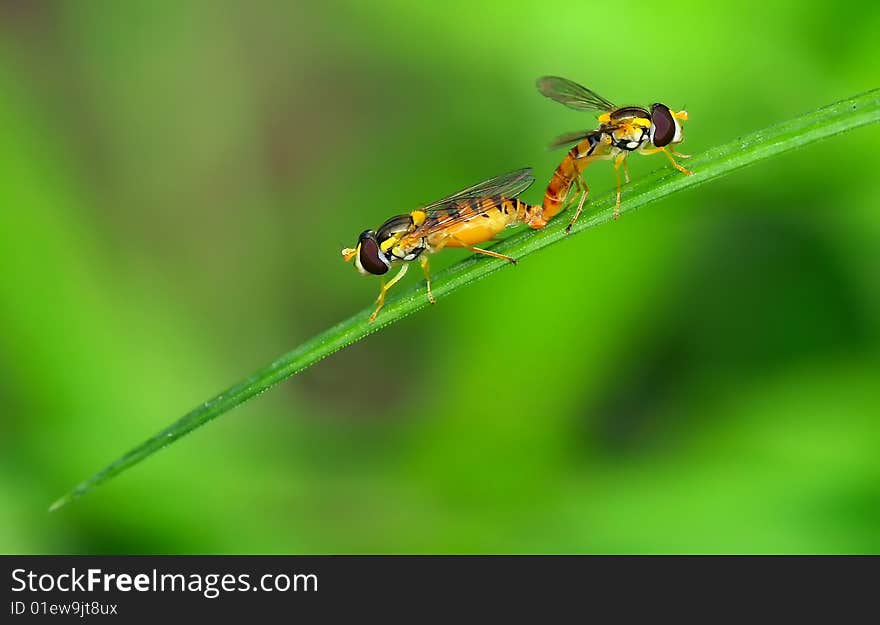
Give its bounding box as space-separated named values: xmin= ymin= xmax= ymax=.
xmin=609 ymin=123 xmax=650 ymax=152
xmin=606 ymin=107 xmax=652 ymax=152
xmin=372 ymin=213 xmax=422 ymax=262
xmin=389 ymin=238 xmax=426 ymax=262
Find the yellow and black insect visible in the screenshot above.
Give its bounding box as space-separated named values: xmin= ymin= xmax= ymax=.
xmin=343 ymin=168 xmax=541 ymax=322
xmin=536 ymin=76 xmax=692 ymax=231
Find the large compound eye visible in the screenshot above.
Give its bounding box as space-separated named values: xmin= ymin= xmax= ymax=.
xmin=357 ymin=231 xmax=390 ymax=275
xmin=650 ymin=103 xmax=676 ymax=147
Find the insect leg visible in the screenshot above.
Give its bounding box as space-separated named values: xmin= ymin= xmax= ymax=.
xmin=662 ymin=148 xmax=693 ymax=175
xmin=369 ymin=262 xmax=410 ymax=323
xmin=641 ymin=146 xmax=693 ymax=176
xmin=565 ymin=174 xmax=590 ymax=234
xmin=419 ymin=255 xmax=436 ymax=305
xmin=451 ymin=236 xmax=517 ymax=265
xmin=612 ymin=153 xmax=629 ymax=221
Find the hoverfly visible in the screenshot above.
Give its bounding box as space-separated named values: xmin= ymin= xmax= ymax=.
xmin=535 ymin=76 xmax=692 ymax=231
xmin=343 ymin=168 xmax=541 ymax=322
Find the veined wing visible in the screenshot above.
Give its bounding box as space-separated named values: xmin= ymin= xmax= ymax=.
xmin=411 ymin=168 xmax=535 ymax=237
xmin=547 ymin=129 xmax=604 ymax=150
xmin=536 ymin=76 xmax=616 ymax=113
xmin=422 ymin=168 xmax=534 ymax=213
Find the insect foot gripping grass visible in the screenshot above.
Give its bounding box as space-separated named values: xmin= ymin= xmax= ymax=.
xmin=50 ymin=89 xmax=880 ymax=511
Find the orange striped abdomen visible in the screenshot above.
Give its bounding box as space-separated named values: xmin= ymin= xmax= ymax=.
xmin=539 ymin=133 xmax=610 ymax=227
xmin=427 ymin=198 xmax=541 ymax=249
xmin=541 ymin=148 xmax=581 ymax=225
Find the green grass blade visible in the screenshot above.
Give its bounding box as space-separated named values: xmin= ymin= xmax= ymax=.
xmin=50 ymin=88 xmax=880 ymax=512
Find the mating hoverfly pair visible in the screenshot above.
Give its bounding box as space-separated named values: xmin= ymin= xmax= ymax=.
xmin=343 ymin=76 xmax=692 ymax=322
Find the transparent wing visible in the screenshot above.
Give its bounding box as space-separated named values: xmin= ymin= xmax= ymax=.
xmin=547 ymin=129 xmax=604 ymax=150
xmin=421 ymin=168 xmax=535 ymax=214
xmin=410 ymin=168 xmax=535 ymax=237
xmin=536 ymin=76 xmax=616 ymax=113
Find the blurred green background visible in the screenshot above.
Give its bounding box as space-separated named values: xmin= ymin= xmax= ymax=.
xmin=1 ymin=0 xmax=878 ymax=554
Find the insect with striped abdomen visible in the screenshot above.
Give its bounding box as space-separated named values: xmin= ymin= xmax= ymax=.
xmin=343 ymin=168 xmax=542 ymax=322
xmin=535 ymin=76 xmax=692 ymax=232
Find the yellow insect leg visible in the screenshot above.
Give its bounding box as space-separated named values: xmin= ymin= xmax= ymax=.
xmin=612 ymin=153 xmax=629 ymax=221
xmin=368 ymin=262 xmax=409 ymax=324
xmin=641 ymin=146 xmax=693 ymax=176
xmin=451 ymin=236 xmax=517 ymax=265
xmin=419 ymin=255 xmax=436 ymax=305
xmin=564 ymin=174 xmax=590 ymax=235
xmin=663 ymin=148 xmax=693 ymax=175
